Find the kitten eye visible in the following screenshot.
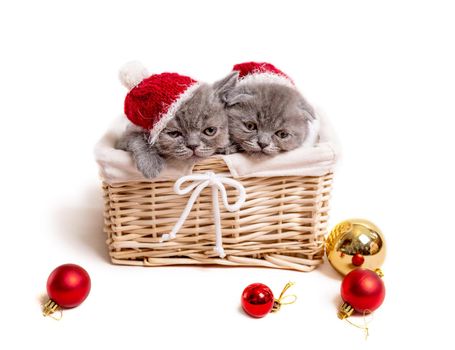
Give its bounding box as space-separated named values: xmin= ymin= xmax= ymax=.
xmin=203 ymin=127 xmax=217 ymax=136
xmin=244 ymin=122 xmax=257 ymax=131
xmin=167 ymin=130 xmax=182 ymax=138
xmin=276 ymin=130 xmax=289 ymax=139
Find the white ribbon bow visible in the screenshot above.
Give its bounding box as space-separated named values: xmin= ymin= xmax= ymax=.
xmin=160 ymin=171 xmax=246 ymax=258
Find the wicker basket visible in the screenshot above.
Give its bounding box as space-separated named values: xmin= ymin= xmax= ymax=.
xmin=97 ymin=114 xmax=338 ymax=272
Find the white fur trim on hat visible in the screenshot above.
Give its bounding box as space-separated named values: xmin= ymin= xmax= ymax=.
xmin=237 ymin=72 xmax=295 ymax=89
xmin=148 ymin=82 xmax=202 ymax=145
xmin=119 ymin=61 xmax=150 ymax=90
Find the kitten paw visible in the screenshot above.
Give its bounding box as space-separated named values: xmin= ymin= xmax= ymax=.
xmin=218 ymin=143 xmax=239 ymax=155
xmin=137 ymin=163 xmax=161 ymax=179
xmin=135 ymin=153 xmax=165 ymax=179
xmin=115 ymin=137 xmax=129 ymax=150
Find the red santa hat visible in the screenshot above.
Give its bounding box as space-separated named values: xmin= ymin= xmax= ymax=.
xmin=119 ymin=61 xmax=201 ymax=144
xmin=232 ymin=62 xmax=295 ymax=88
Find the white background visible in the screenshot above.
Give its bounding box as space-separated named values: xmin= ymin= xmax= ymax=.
xmin=1 ymin=1 xmax=454 ymax=349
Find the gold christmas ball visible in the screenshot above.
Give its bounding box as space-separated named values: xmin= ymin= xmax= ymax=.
xmin=326 ymin=218 xmax=386 ymax=276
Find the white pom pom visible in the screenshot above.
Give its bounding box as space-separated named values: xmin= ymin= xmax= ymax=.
xmin=118 ymin=61 xmax=149 ymax=90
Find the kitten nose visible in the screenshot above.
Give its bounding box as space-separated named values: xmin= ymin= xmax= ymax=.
xmin=187 ymin=144 xmax=198 ymax=150
xmin=258 ymin=141 xmax=269 ymax=149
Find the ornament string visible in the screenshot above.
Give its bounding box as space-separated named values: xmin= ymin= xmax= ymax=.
xmin=160 ymin=171 xmax=246 ymax=258
xmin=46 ymin=310 xmax=63 ymax=321
xmin=344 ymin=310 xmax=373 ymax=340
xmin=272 ymin=282 xmax=297 ymax=312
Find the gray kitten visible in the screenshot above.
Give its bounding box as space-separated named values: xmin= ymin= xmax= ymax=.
xmin=225 ymin=83 xmax=317 ymax=156
xmin=116 ymin=72 xmax=238 ymax=178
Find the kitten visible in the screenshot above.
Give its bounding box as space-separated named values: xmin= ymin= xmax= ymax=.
xmin=116 ymin=72 xmax=238 ymax=178
xmin=225 ymin=83 xmax=317 ymax=156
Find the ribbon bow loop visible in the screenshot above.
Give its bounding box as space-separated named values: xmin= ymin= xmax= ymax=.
xmin=160 ymin=171 xmax=246 ymax=258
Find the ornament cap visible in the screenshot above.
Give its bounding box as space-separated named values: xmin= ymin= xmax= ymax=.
xmin=271 ymin=300 xmax=281 ymax=312
xmin=43 ymin=299 xmax=62 ymax=320
xmin=338 ymin=301 xmax=355 ymax=320
xmin=374 ymin=268 xmax=384 ymax=278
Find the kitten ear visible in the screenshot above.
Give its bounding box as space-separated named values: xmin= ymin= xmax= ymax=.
xmin=298 ymin=100 xmax=316 ymax=121
xmin=212 ymin=71 xmax=239 ymax=103
xmin=225 ymin=88 xmax=254 ymax=107
xmin=302 ymin=109 xmax=316 ymax=121
xmin=299 ymin=102 xmax=320 ymax=146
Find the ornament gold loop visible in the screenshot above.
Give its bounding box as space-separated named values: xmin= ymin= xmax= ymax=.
xmin=271 ymin=282 xmax=297 ymax=313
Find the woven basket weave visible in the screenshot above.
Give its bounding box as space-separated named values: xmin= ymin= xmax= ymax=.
xmin=103 ymin=157 xmax=333 ymax=272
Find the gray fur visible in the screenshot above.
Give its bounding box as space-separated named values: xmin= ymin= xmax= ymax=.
xmin=116 ymin=125 xmax=165 ymax=178
xmin=116 ymin=73 xmax=238 ymax=179
xmin=226 ymin=83 xmax=315 ymax=156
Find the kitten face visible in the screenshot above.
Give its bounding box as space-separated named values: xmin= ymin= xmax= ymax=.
xmin=227 ymin=83 xmax=315 ymax=156
xmin=154 ymin=76 xmax=236 ymax=160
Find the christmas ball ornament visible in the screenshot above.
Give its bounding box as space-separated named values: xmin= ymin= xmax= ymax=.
xmin=43 ymin=264 xmax=91 ymax=318
xmin=338 ymin=268 xmax=385 ymax=319
xmin=241 ymin=282 xmax=296 ymax=318
xmin=241 ymin=283 xmax=274 ymax=318
xmin=326 ymin=218 xmax=386 ymax=276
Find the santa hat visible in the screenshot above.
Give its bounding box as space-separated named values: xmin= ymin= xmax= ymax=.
xmin=232 ymin=62 xmax=295 ymax=89
xmin=119 ymin=61 xmax=201 ymax=144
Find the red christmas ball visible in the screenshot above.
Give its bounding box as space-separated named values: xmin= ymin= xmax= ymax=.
xmin=241 ymin=283 xmax=274 ymax=318
xmin=341 ymin=268 xmax=385 ymax=313
xmin=47 ymin=264 xmax=91 ymax=308
xmin=351 ymin=253 xmax=365 ymax=266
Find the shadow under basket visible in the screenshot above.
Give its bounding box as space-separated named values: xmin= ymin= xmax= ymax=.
xmin=102 ymin=157 xmax=333 ymax=272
